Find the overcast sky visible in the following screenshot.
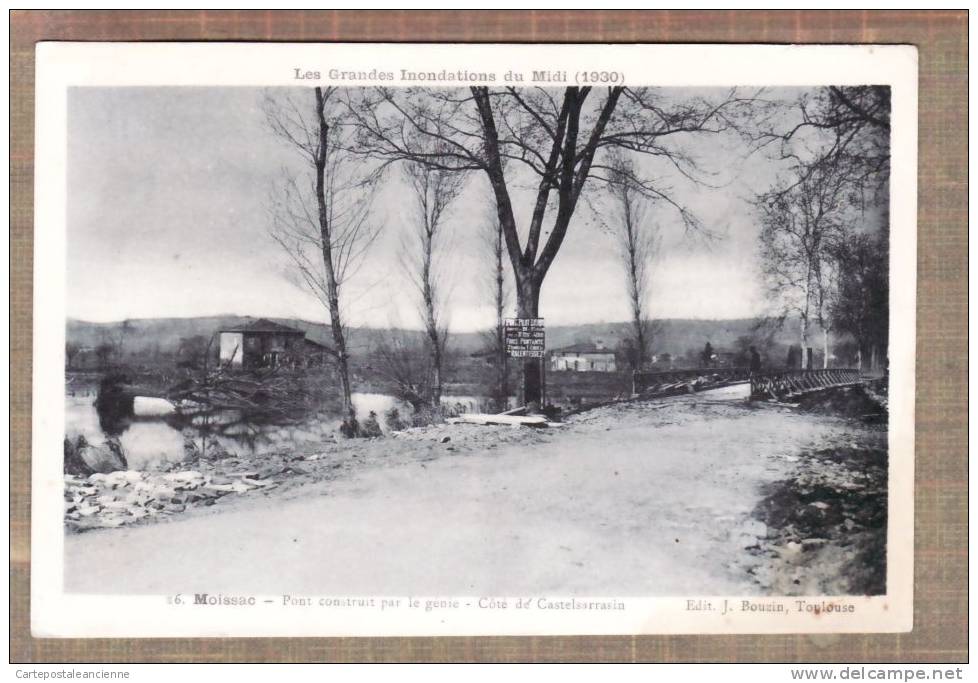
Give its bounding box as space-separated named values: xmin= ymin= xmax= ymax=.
xmin=67 ymin=86 xmax=798 ymax=332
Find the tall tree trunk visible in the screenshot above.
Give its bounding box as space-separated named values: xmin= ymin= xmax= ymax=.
xmin=421 ymin=240 xmax=442 ymax=411
xmin=494 ymin=257 xmax=509 ymax=411
xmin=496 ymin=322 xmax=508 ymax=409
xmin=515 ymin=274 xmax=543 ymax=407
xmin=801 ymin=271 xmax=812 ymax=370
xmin=627 ymin=244 xmax=647 ymax=371
xmin=822 ymin=328 xmax=830 ymax=369
xmin=799 ymin=314 xmax=809 ymax=370
xmin=632 ymin=312 xmax=647 ymax=371
xmin=430 ymin=348 xmax=441 ymax=409
xmin=313 ymin=87 xmax=356 ymax=430
xmin=325 ymin=284 xmax=354 ymax=425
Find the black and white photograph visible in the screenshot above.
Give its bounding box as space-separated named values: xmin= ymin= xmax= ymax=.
xmin=31 ymin=42 xmax=917 ymax=637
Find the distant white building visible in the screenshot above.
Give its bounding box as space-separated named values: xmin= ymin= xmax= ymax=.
xmin=549 ymin=341 xmax=617 ymax=372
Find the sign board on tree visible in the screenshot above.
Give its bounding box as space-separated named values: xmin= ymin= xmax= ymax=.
xmin=504 ymin=318 xmax=545 ymax=358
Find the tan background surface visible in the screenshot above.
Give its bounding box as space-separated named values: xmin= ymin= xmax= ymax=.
xmin=9 ymin=10 xmax=967 ymax=663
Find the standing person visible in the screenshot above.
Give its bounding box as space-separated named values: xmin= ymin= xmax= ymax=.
xmin=786 ymin=344 xmax=801 ymax=369
xmin=701 ymin=342 xmax=714 ymax=368
xmin=749 ymin=346 xmax=762 ymax=375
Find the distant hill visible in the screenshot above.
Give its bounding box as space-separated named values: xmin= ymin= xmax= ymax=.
xmin=66 ymin=314 xmax=820 ymax=360
xmin=541 ymin=318 xmax=806 ymax=354
xmin=66 ymin=315 xmax=467 ymax=356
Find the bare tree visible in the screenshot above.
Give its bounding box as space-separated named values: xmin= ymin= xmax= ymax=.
xmin=176 ymin=335 xmax=213 ymax=370
xmin=604 ymin=152 xmax=661 ymax=372
xmin=828 ymin=216 xmax=889 ymax=373
xmin=400 ymin=148 xmax=466 ymax=411
xmin=480 ymin=201 xmax=511 ymax=411
xmin=753 ymin=86 xmax=890 ymax=200
xmin=757 ymin=162 xmax=849 ymax=369
xmin=755 ymin=85 xmax=891 ymax=370
xmin=264 ymin=87 xmax=380 ymax=433
xmin=65 ymin=342 xmax=82 ymax=371
xmin=96 ymin=327 xmax=125 ymax=368
xmin=94 ymin=341 xmax=114 ymax=371
xmin=371 ymin=328 xmax=429 ymax=412
xmin=347 ymin=86 xmax=751 ymax=406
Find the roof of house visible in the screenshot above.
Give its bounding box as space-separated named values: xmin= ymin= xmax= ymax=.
xmin=220 ymin=318 xmax=306 ymax=336
xmin=551 ymin=342 xmax=615 ymax=355
xmin=303 ymin=337 xmax=333 ymax=351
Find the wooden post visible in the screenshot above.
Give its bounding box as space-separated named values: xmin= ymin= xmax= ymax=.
xmin=538 ymin=325 xmax=546 ymax=409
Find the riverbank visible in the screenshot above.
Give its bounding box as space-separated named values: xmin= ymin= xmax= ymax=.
xmin=64 ymin=418 xmax=554 ymax=533
xmin=63 ymin=385 xmax=887 ymax=596
xmin=746 ymin=386 xmax=888 ymax=595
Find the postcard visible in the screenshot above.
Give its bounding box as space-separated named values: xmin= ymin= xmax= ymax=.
xmin=32 ymin=41 xmax=917 ymax=637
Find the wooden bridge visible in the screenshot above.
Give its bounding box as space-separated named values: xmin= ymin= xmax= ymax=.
xmin=632 ymin=367 xmax=864 ymax=402
xmin=749 ymin=368 xmax=862 ymax=401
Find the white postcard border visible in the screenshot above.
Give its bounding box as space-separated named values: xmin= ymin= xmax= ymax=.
xmin=32 ymin=41 xmax=917 ymax=637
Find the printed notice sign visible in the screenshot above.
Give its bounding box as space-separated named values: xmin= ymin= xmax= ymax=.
xmin=504 ymin=318 xmax=545 ymax=358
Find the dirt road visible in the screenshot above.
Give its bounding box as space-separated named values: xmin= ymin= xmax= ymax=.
xmin=64 ymin=389 xmax=863 ymax=596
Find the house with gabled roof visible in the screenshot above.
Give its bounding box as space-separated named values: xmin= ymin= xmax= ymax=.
xmin=218 ymin=318 xmax=329 ymax=369
xmin=549 ymin=340 xmax=618 ymax=372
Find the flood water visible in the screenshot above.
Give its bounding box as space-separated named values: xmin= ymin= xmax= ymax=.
xmin=65 ymin=389 xmax=505 ymax=471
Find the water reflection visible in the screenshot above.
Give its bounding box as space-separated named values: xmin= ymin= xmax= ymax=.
xmin=65 ymin=391 xmax=508 ymax=471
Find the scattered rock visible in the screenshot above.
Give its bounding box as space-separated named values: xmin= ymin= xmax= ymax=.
xmin=749 ymin=428 xmax=887 ymax=596
xmin=739 ymin=519 xmax=768 ymax=538
xmin=78 ymin=441 xmax=128 ymax=475
xmin=76 ymin=504 xmax=100 ymax=517
xmin=65 ymin=463 xmax=281 ymax=531
xmin=205 ymin=481 xmax=254 ymax=494
xmin=801 ymin=538 xmax=829 ymax=550
xmin=163 ymin=471 xmax=205 ymax=490
xmin=164 ymin=470 xmax=205 ymax=484
xmin=795 ymin=385 xmax=885 ymax=418
xmin=256 ymin=466 xmax=285 ymax=480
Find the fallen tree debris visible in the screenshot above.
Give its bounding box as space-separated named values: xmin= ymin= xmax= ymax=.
xmin=446 ymin=413 xmax=548 ymax=427
xmin=64 ymin=468 xmax=276 ymax=533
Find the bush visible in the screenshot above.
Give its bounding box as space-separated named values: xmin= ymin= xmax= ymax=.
xmin=339 ymin=417 xmax=360 ymax=439
xmin=384 ymin=407 xmax=407 ymax=432
xmin=182 ymin=433 xmax=231 ymax=461
xmin=410 ymin=406 xmax=442 ymax=428
xmin=64 ymin=435 xmax=92 ymax=476
xmin=360 ymin=411 xmax=383 ymax=438
xmin=442 ymin=402 xmax=464 ymax=418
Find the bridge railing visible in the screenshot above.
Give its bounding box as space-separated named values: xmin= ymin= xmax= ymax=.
xmin=632 ymin=367 xmax=751 ymax=396
xmin=749 ymin=368 xmax=861 ymax=401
